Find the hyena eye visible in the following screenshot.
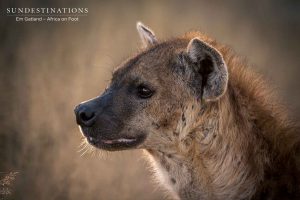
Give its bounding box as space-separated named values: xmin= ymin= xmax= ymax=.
xmin=137 ymin=85 xmax=154 ymax=99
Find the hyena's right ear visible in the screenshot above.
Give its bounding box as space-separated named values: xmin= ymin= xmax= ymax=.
xmin=136 ymin=22 xmax=157 ymax=48
xmin=187 ymin=38 xmax=228 ymax=101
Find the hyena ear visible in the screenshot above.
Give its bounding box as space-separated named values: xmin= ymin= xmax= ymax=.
xmin=187 ymin=38 xmax=228 ymax=101
xmin=136 ymin=21 xmax=158 ymax=48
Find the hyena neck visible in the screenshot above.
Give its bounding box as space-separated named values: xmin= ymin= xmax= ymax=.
xmin=145 ymin=96 xmax=260 ymax=200
xmin=188 ymin=83 xmax=300 ymax=199
xmin=147 ymin=83 xmax=300 ymax=200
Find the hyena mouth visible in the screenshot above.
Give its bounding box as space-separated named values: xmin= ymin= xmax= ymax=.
xmin=82 ymin=129 xmax=146 ymax=151
xmin=101 ymin=138 xmax=137 ymax=144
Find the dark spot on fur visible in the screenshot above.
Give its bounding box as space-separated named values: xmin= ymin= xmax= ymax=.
xmin=198 ymin=105 xmax=206 ymax=116
xmin=160 ymin=157 xmax=171 ymax=171
xmin=183 ymin=138 xmax=192 ymax=146
xmin=182 ymin=113 xmax=186 ymax=122
xmin=165 ymin=164 xmax=170 ymax=172
xmin=173 ymin=131 xmax=179 ymax=136
xmin=167 ymin=154 xmax=173 ymax=158
xmin=161 ymin=158 xmax=166 ymax=166
xmin=171 ymin=178 xmax=176 ymax=184
xmin=152 ymin=122 xmax=160 ymax=129
xmin=203 ymin=128 xmax=209 ymax=138
xmin=161 ymin=119 xmax=169 ymax=127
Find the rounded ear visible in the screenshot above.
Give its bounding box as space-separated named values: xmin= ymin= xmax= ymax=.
xmin=136 ymin=21 xmax=158 ymax=48
xmin=187 ymin=38 xmax=228 ymax=101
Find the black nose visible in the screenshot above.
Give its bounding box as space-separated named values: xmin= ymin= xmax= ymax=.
xmin=74 ymin=104 xmax=96 ymax=127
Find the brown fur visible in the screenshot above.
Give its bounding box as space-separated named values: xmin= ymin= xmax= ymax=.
xmin=133 ymin=32 xmax=300 ymax=199
xmin=76 ymin=24 xmax=300 ymax=200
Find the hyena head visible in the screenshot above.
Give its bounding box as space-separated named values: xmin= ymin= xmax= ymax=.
xmin=74 ymin=22 xmax=228 ymax=151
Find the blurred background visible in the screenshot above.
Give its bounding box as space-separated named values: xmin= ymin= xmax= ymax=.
xmin=0 ymin=0 xmax=299 ymax=199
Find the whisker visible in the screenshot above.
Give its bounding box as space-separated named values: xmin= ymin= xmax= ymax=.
xmin=77 ymin=143 xmax=88 ymax=153
xmin=80 ymin=147 xmax=89 ymax=157
xmin=78 ymin=140 xmax=86 ymax=148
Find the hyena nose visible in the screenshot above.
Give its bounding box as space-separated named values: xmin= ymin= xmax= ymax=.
xmin=74 ymin=104 xmax=96 ymax=127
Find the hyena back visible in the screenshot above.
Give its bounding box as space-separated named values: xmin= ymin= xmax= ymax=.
xmin=74 ymin=22 xmax=300 ymax=200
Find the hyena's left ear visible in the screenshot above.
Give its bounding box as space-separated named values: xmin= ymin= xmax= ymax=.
xmin=187 ymin=38 xmax=228 ymax=101
xmin=136 ymin=22 xmax=158 ymax=48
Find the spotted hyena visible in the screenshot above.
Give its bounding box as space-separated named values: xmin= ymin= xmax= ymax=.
xmin=74 ymin=22 xmax=300 ymax=200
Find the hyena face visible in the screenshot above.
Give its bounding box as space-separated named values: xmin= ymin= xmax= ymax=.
xmin=74 ymin=22 xmax=228 ymax=151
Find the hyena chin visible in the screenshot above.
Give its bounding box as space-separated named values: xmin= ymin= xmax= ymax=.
xmin=74 ymin=22 xmax=300 ymax=200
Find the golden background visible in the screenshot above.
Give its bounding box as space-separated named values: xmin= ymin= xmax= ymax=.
xmin=1 ymin=0 xmax=300 ymax=199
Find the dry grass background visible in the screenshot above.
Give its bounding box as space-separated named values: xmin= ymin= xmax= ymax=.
xmin=0 ymin=0 xmax=300 ymax=199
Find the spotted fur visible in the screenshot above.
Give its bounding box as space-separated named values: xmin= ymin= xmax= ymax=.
xmin=135 ymin=24 xmax=300 ymax=200
xmin=78 ymin=23 xmax=300 ymax=200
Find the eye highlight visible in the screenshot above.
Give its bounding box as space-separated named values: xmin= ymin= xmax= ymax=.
xmin=136 ymin=85 xmax=154 ymax=99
